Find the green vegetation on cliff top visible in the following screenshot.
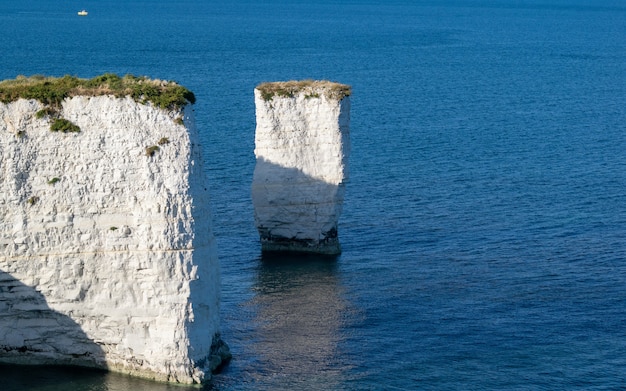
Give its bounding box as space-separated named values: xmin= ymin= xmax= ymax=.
xmin=256 ymin=80 xmax=351 ymax=101
xmin=0 ymin=74 xmax=195 ymax=110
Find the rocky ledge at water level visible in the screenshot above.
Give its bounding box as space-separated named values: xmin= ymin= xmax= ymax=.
xmin=0 ymin=75 xmax=230 ymax=384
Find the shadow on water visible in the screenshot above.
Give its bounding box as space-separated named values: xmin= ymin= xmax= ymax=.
xmin=238 ymin=252 xmax=354 ymax=389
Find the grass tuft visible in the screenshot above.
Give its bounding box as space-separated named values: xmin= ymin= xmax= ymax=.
xmin=50 ymin=118 xmax=80 ymax=133
xmin=145 ymin=145 xmax=160 ymax=157
xmin=35 ymin=107 xmax=58 ymax=119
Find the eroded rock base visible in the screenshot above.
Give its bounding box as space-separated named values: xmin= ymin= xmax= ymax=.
xmin=259 ymin=231 xmax=341 ymax=255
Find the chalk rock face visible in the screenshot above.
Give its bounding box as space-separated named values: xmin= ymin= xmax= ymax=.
xmin=252 ymin=81 xmax=350 ymax=255
xmin=0 ymin=96 xmax=228 ymax=383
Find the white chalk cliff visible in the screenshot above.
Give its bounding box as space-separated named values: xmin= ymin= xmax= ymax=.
xmin=252 ymin=81 xmax=350 ymax=255
xmin=0 ymin=95 xmax=228 ymax=383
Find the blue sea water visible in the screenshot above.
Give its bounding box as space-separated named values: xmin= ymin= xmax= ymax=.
xmin=1 ymin=0 xmax=625 ymax=389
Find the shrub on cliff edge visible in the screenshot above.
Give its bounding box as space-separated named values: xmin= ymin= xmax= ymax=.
xmin=0 ymin=74 xmax=195 ymax=110
xmin=256 ymin=80 xmax=351 ymax=101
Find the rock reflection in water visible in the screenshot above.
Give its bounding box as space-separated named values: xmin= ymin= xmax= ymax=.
xmin=249 ymin=253 xmax=351 ymax=388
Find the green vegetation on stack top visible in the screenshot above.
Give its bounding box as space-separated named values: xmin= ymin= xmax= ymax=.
xmin=256 ymin=80 xmax=351 ymax=101
xmin=0 ymin=74 xmax=195 ymax=110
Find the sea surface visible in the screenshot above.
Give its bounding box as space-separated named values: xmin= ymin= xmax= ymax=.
xmin=1 ymin=0 xmax=625 ymax=390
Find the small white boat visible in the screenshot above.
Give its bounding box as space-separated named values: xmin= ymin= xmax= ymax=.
xmin=77 ymin=10 xmax=88 ymax=16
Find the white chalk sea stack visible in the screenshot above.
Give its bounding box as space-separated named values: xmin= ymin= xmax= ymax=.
xmin=252 ymin=80 xmax=351 ymax=255
xmin=0 ymin=76 xmax=229 ymax=384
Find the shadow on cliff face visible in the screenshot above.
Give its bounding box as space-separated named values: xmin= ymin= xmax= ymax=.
xmin=251 ymin=158 xmax=347 ymax=255
xmin=244 ymin=253 xmax=355 ymax=389
xmin=0 ymin=270 xmax=107 ymax=370
xmin=0 ymin=267 xmax=219 ymax=391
